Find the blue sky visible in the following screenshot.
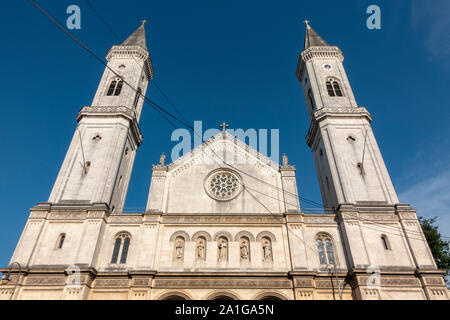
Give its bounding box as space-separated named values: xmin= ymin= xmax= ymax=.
xmin=0 ymin=0 xmax=449 ymax=267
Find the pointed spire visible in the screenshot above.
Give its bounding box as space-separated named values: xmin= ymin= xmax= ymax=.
xmin=121 ymin=20 xmax=147 ymax=49
xmin=303 ymin=20 xmax=329 ymax=50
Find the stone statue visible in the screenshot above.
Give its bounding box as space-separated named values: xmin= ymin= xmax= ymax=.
xmin=263 ymin=240 xmax=272 ymax=261
xmin=218 ymin=238 xmax=228 ymax=261
xmin=282 ymin=153 xmax=288 ymax=167
xmin=175 ymin=238 xmax=184 ymax=260
xmin=240 ymin=239 xmax=249 ymax=260
xmin=159 ymin=152 xmax=166 ymax=166
xmin=197 ymin=239 xmax=205 ymax=260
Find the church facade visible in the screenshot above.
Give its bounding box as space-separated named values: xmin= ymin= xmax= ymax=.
xmin=1 ymin=22 xmax=448 ymax=300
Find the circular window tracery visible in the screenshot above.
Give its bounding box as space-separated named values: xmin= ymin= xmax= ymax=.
xmin=205 ymin=169 xmax=242 ymax=201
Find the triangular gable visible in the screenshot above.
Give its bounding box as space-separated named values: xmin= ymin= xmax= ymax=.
xmin=167 ymin=131 xmax=280 ymax=174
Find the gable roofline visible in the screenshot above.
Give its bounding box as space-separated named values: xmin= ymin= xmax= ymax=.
xmin=166 ymin=131 xmax=280 ymax=172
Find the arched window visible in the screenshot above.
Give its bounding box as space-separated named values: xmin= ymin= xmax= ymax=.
xmin=56 ymin=233 xmax=65 ymax=249
xmin=308 ymin=89 xmax=315 ymax=111
xmin=106 ymin=79 xmax=124 ymax=96
xmin=316 ymin=234 xmax=335 ymax=265
xmin=133 ymin=88 xmax=142 ymax=108
xmin=325 ymin=78 xmax=343 ymax=97
xmin=107 ymin=81 xmax=116 ymax=96
xmin=381 ymin=235 xmax=390 ymax=250
xmin=114 ymin=80 xmax=123 ymax=96
xmin=111 ymin=233 xmax=131 ymax=264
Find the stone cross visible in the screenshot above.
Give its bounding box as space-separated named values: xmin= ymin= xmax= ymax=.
xmin=141 ymin=19 xmax=148 ymax=25
xmin=220 ymin=122 xmax=228 ymax=132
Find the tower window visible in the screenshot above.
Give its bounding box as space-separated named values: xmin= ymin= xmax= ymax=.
xmin=308 ymin=89 xmax=315 ymax=111
xmin=56 ymin=233 xmax=66 ymax=249
xmin=381 ymin=235 xmax=390 ymax=250
xmin=107 ymin=81 xmax=116 ymax=96
xmin=326 ymin=78 xmax=343 ymax=97
xmin=316 ymin=234 xmax=335 ymax=265
xmin=114 ymin=81 xmax=123 ymax=96
xmin=106 ymin=79 xmax=124 ymax=96
xmin=133 ymin=88 xmax=142 ymax=108
xmin=111 ymin=233 xmax=131 ymax=264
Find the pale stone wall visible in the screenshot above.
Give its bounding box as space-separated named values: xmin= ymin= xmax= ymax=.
xmin=147 ymin=132 xmax=286 ymax=215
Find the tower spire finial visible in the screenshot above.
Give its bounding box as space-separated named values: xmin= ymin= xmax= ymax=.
xmin=120 ymin=22 xmax=148 ymax=49
xmin=303 ymin=21 xmax=329 ymax=50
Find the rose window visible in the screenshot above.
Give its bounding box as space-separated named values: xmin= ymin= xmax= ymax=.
xmin=205 ymin=169 xmax=242 ymax=201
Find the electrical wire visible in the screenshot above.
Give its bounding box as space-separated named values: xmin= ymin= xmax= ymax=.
xmin=30 ymin=0 xmax=450 ymax=246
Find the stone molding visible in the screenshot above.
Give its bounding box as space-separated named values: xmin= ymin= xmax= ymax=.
xmin=306 ymin=107 xmax=372 ymax=147
xmin=153 ymin=278 xmax=292 ymax=289
xmin=191 ymin=231 xmax=213 ymax=242
xmin=106 ymin=45 xmax=154 ymax=80
xmin=161 ymin=215 xmax=285 ymax=224
xmin=77 ymin=106 xmax=143 ymax=147
xmin=296 ymin=46 xmax=344 ymax=81
xmin=26 ymin=276 xmax=66 ymax=286
xmin=233 ymin=231 xmax=256 ymax=242
xmin=95 ymin=279 xmax=130 ymax=288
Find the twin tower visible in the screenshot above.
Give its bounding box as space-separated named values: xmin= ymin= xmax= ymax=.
xmin=3 ymin=22 xmax=447 ymax=300
xmin=49 ymin=21 xmax=397 ymax=214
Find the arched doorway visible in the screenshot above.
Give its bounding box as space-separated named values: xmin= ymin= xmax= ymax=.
xmin=164 ymin=295 xmax=187 ymax=300
xmin=260 ymin=296 xmax=283 ymax=300
xmin=205 ymin=292 xmax=240 ymax=300
xmin=158 ymin=292 xmax=191 ymax=300
xmin=253 ymin=292 xmax=289 ymax=300
xmin=211 ymin=296 xmax=234 ymax=300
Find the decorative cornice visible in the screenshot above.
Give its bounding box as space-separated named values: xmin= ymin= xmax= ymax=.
xmin=167 ymin=131 xmax=280 ymax=173
xmin=152 ymin=278 xmax=293 ymax=289
xmin=161 ymin=214 xmax=285 ymax=225
xmin=77 ymin=106 xmax=143 ymax=147
xmin=106 ymin=45 xmax=154 ymax=81
xmin=296 ymin=46 xmax=344 ymax=82
xmin=306 ymin=107 xmax=372 ymax=147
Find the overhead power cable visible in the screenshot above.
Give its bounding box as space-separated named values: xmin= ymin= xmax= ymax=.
xmin=30 ymin=0 xmax=450 ymax=242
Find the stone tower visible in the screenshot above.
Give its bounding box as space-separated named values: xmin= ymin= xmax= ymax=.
xmin=296 ymin=21 xmax=398 ymax=211
xmin=296 ymin=22 xmax=447 ymax=300
xmin=1 ymin=21 xmax=448 ymax=301
xmin=48 ymin=22 xmax=153 ymax=213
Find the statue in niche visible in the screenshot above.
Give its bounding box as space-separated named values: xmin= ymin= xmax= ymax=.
xmin=196 ymin=238 xmax=206 ymax=260
xmin=175 ymin=237 xmax=184 ymax=260
xmin=240 ymin=238 xmax=250 ymax=260
xmin=218 ymin=237 xmax=228 ymax=261
xmin=262 ymin=238 xmax=272 ymax=261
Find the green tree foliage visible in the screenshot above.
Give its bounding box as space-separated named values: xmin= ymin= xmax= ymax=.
xmin=419 ymin=216 xmax=450 ymax=286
